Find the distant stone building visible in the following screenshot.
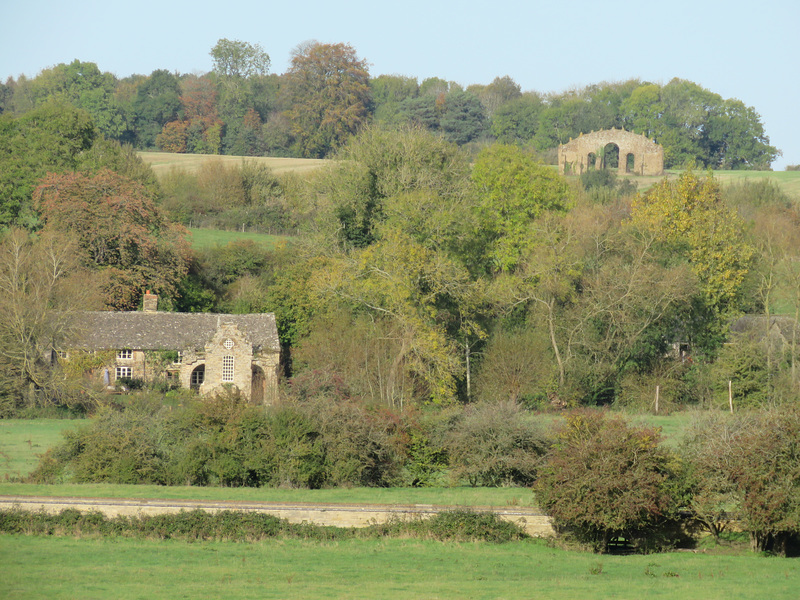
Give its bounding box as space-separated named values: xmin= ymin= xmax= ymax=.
xmin=66 ymin=292 xmax=280 ymax=404
xmin=558 ymin=128 xmax=664 ymax=176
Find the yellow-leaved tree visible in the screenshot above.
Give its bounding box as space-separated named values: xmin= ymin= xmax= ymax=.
xmin=631 ymin=170 xmax=753 ymax=353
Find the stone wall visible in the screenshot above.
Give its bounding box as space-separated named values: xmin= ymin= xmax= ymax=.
xmin=0 ymin=496 xmax=556 ymax=538
xmin=558 ymin=128 xmax=664 ymax=176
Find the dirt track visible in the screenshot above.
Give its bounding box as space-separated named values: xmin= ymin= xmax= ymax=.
xmin=0 ymin=495 xmax=555 ymax=537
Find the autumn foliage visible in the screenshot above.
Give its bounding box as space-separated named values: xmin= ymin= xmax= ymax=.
xmin=33 ymin=169 xmax=192 ymax=309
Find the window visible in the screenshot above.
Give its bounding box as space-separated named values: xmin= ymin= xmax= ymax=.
xmin=173 ymin=351 xmax=182 ymax=365
xmin=222 ymin=356 xmax=235 ymax=382
xmin=117 ymin=349 xmax=132 ymax=360
xmin=115 ymin=366 xmax=132 ymax=380
xmin=190 ymin=365 xmax=205 ymax=389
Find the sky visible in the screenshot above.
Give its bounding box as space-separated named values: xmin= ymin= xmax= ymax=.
xmin=2 ymin=0 xmax=798 ymax=168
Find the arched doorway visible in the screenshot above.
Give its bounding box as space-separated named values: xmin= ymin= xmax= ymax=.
xmin=251 ymin=366 xmax=265 ymax=404
xmin=625 ymin=153 xmax=635 ymax=173
xmin=190 ymin=364 xmax=205 ymax=390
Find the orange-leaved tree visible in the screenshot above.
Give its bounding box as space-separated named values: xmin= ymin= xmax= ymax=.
xmin=33 ymin=169 xmax=192 ymax=310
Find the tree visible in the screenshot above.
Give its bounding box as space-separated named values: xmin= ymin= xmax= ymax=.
xmin=439 ymin=90 xmax=487 ymax=145
xmin=29 ymin=60 xmax=124 ymax=140
xmin=476 ymin=75 xmax=521 ymax=118
xmin=131 ymin=70 xmax=182 ymax=148
xmin=282 ymin=42 xmax=371 ymax=158
xmin=0 ymin=229 xmax=98 ymax=405
xmin=535 ymin=411 xmax=680 ymax=553
xmin=490 ymin=93 xmax=543 ymax=144
xmin=33 ymin=170 xmax=192 ymax=309
xmin=471 ymin=144 xmax=571 ymax=271
xmin=0 ymin=99 xmax=96 ymax=227
xmin=210 ymin=38 xmax=270 ymax=79
xmin=631 ymin=170 xmax=753 ymax=353
xmin=321 ymin=125 xmax=471 ymax=250
xmin=682 ymin=409 xmax=800 ymax=555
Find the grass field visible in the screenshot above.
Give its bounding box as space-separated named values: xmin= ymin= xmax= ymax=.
xmin=186 ymin=227 xmax=293 ymax=250
xmin=139 ymin=152 xmax=329 ymax=177
xmin=573 ymin=168 xmax=800 ymax=198
xmin=2 ymin=534 xmax=797 ymax=599
xmin=0 ymin=420 xmax=86 ymax=482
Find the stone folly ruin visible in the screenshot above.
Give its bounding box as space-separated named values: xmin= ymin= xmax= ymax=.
xmin=558 ymin=128 xmax=664 ymax=176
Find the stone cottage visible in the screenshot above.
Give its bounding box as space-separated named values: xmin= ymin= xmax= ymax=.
xmin=67 ymin=292 xmax=280 ymax=404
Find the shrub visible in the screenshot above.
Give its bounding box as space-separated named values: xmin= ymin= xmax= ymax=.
xmin=535 ymin=410 xmax=681 ymax=553
xmin=445 ymin=401 xmax=550 ymax=487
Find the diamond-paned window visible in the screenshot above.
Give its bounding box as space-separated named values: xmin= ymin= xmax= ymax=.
xmin=223 ymin=339 xmax=234 ymax=350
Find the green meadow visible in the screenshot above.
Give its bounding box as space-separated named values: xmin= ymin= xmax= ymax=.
xmin=2 ymin=534 xmax=798 ymax=600
xmin=186 ymin=227 xmax=293 ymax=251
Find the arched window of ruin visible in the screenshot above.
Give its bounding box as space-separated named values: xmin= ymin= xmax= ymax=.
xmin=603 ymin=143 xmax=620 ymax=169
xmin=626 ymin=153 xmax=635 ymax=173
xmin=587 ymin=152 xmax=597 ymax=170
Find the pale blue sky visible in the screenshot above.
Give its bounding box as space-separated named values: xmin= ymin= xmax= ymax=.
xmin=2 ymin=0 xmax=797 ymax=168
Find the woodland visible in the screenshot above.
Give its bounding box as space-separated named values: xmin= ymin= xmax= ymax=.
xmin=2 ymin=39 xmax=800 ymax=554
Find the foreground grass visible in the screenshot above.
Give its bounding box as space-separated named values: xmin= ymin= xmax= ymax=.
xmin=187 ymin=227 xmax=293 ymax=250
xmin=2 ymin=534 xmax=797 ymax=600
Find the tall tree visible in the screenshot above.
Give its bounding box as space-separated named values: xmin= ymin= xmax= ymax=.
xmin=631 ymin=170 xmax=753 ymax=353
xmin=33 ymin=170 xmax=192 ymax=309
xmin=282 ymin=42 xmax=371 ymax=158
xmin=0 ymin=99 xmax=96 ymax=227
xmin=0 ymin=229 xmax=98 ymax=402
xmin=131 ymin=70 xmax=182 ymax=148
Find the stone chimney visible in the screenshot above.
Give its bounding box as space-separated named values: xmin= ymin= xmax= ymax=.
xmin=142 ymin=290 xmax=158 ymax=312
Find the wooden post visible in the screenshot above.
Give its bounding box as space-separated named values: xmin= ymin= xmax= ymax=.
xmin=729 ymin=380 xmax=733 ymax=413
xmin=655 ymin=385 xmax=660 ymax=414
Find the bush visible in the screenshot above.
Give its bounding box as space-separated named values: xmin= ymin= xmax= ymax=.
xmin=535 ymin=410 xmax=681 ymax=553
xmin=445 ymin=401 xmax=551 ymax=487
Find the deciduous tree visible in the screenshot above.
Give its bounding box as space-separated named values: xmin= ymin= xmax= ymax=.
xmin=282 ymin=42 xmax=371 ymax=158
xmin=33 ymin=170 xmax=192 ymax=309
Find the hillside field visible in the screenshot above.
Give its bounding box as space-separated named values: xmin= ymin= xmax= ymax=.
xmin=139 ymin=152 xmax=329 ymax=176
xmin=139 ymin=150 xmax=800 ymax=199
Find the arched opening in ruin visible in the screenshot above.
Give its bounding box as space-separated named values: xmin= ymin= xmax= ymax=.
xmin=251 ymin=365 xmax=265 ymax=405
xmin=603 ymin=143 xmax=620 ymax=169
xmin=587 ymin=152 xmax=597 ymax=170
xmin=190 ymin=364 xmax=205 ymax=390
xmin=625 ymin=153 xmax=635 ymax=173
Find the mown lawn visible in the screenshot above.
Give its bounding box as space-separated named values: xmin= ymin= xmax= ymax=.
xmin=2 ymin=534 xmax=797 ymax=600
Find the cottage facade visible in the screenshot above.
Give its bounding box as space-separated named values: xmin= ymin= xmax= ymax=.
xmin=68 ymin=293 xmax=280 ymax=404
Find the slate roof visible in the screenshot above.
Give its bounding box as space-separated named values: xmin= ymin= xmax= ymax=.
xmin=69 ymin=311 xmax=280 ymax=353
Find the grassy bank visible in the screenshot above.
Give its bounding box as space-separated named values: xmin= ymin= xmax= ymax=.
xmin=2 ymin=534 xmax=797 ymax=599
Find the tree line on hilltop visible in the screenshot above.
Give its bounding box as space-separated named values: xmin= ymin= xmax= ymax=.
xmin=0 ymin=38 xmax=779 ymax=168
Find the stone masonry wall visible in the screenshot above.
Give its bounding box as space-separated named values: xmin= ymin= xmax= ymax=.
xmin=558 ymin=128 xmax=664 ymax=176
